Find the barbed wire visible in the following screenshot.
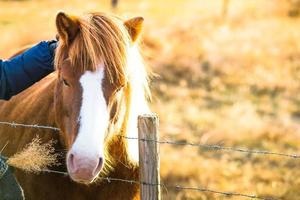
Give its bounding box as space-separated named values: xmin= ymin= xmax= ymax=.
xmin=1 ymin=120 xmax=299 ymax=159
xmin=102 ymin=177 xmax=277 ymax=200
xmin=41 ymin=169 xmax=276 ymax=200
xmin=0 ymin=121 xmax=60 ymax=131
xmin=0 ymin=120 xmax=284 ymax=199
xmin=121 ymin=136 xmax=300 ymax=159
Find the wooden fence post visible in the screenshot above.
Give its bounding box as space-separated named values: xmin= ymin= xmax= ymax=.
xmin=138 ymin=114 xmax=161 ymax=200
xmin=222 ymin=0 xmax=230 ymax=18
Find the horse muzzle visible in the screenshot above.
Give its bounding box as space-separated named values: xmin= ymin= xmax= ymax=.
xmin=66 ymin=152 xmax=103 ymax=184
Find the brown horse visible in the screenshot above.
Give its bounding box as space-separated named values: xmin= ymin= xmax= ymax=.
xmin=0 ymin=12 xmax=150 ymax=200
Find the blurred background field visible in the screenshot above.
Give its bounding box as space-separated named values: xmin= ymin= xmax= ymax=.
xmin=1 ymin=0 xmax=300 ymax=199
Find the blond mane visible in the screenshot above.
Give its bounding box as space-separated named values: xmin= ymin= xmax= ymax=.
xmin=55 ymin=12 xmax=130 ymax=86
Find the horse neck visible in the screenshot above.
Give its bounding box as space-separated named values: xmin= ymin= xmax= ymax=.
xmin=0 ymin=72 xmax=57 ymax=135
xmin=0 ymin=73 xmax=58 ymax=157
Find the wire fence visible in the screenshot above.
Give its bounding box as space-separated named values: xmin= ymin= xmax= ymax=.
xmin=0 ymin=121 xmax=60 ymax=131
xmin=0 ymin=120 xmax=295 ymax=199
xmin=1 ymin=120 xmax=300 ymax=159
xmin=121 ymin=136 xmax=300 ymax=159
xmin=41 ymin=169 xmax=277 ymax=200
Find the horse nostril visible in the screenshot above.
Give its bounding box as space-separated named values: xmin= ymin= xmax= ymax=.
xmin=68 ymin=153 xmax=76 ymax=171
xmin=93 ymin=157 xmax=104 ymax=176
xmin=99 ymin=157 xmax=103 ymax=166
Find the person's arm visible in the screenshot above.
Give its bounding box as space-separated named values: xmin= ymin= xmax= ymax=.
xmin=0 ymin=41 xmax=57 ymax=100
xmin=0 ymin=156 xmax=24 ymax=200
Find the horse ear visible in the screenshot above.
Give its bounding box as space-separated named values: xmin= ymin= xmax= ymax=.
xmin=56 ymin=12 xmax=79 ymax=45
xmin=124 ymin=17 xmax=144 ymax=43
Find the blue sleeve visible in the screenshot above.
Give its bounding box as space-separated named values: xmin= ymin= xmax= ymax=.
xmin=0 ymin=41 xmax=56 ymax=100
xmin=0 ymin=60 xmax=10 ymax=100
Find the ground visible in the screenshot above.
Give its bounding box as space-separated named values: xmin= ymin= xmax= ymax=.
xmin=1 ymin=0 xmax=300 ymax=199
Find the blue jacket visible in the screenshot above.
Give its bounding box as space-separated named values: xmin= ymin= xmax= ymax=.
xmin=0 ymin=41 xmax=57 ymax=100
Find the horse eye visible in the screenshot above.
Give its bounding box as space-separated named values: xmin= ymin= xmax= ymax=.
xmin=63 ymin=79 xmax=70 ymax=87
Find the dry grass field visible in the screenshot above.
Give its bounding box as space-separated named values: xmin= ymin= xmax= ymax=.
xmin=1 ymin=0 xmax=300 ymax=199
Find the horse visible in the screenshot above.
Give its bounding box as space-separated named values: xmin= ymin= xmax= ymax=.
xmin=0 ymin=11 xmax=151 ymax=200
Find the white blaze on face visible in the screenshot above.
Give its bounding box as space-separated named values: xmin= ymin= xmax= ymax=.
xmin=71 ymin=66 xmax=109 ymax=163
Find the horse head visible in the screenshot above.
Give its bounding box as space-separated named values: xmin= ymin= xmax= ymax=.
xmin=53 ymin=11 xmax=145 ymax=184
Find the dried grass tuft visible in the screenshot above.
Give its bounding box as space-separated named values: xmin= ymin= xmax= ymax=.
xmin=7 ymin=137 xmax=61 ymax=173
